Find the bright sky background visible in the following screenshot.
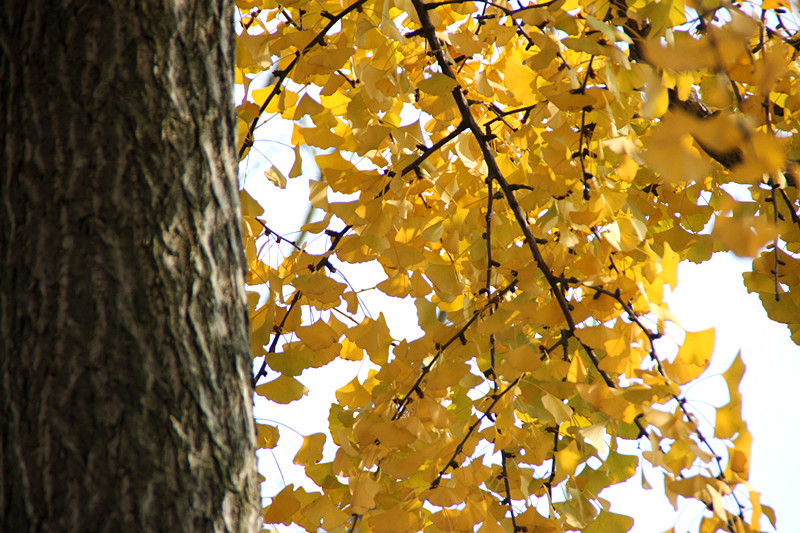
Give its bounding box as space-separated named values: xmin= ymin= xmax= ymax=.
xmin=243 ymin=98 xmax=800 ymax=532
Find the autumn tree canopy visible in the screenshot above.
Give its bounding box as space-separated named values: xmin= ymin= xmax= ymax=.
xmin=235 ymin=0 xmax=800 ymax=531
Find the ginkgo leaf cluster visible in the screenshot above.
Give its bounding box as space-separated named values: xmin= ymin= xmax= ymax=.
xmin=236 ymin=0 xmax=799 ymax=531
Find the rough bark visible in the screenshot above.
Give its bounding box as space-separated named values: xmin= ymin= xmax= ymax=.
xmin=0 ymin=2 xmax=261 ymax=531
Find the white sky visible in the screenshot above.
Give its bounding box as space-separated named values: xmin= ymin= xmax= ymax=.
xmin=244 ymin=110 xmax=800 ymax=533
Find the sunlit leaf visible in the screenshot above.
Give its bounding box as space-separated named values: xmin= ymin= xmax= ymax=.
xmin=583 ymin=511 xmax=634 ymax=533
xmin=294 ymin=433 xmax=326 ymax=466
xmin=240 ymin=189 xmax=264 ymax=217
xmin=716 ymin=352 xmax=746 ymax=439
xmin=255 ymin=375 xmax=308 ymax=404
xmin=542 ymin=393 xmax=574 ymax=424
xmin=256 ymin=423 xmax=280 ymax=449
xmin=349 ymin=473 xmax=380 ymax=514
xmin=368 ymin=507 xmax=422 ymax=533
xmin=234 ymin=1 xmax=799 ymax=530
xmin=263 ymin=485 xmax=301 ymax=524
xmin=554 ymin=440 xmax=582 ymax=479
xmin=264 ymin=166 xmax=287 ymax=189
xmin=665 ymin=328 xmax=714 ymax=385
xmin=301 ymin=494 xmax=350 ymax=530
xmin=417 ymin=73 xmax=459 ymax=96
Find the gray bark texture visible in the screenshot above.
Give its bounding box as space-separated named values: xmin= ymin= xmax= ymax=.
xmin=0 ymin=1 xmax=261 ymax=531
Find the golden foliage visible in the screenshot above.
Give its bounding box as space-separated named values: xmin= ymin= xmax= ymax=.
xmin=236 ymin=0 xmax=800 ymax=530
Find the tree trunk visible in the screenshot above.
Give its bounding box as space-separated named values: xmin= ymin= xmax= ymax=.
xmin=0 ymin=2 xmax=261 ymax=531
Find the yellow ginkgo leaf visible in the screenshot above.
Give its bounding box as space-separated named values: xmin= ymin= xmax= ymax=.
xmin=240 ymin=189 xmax=264 ymax=217
xmin=665 ymin=328 xmax=714 ymax=385
xmin=256 ymin=423 xmax=279 ymax=449
xmin=728 ymin=428 xmax=751 ymax=478
xmin=263 ymin=485 xmax=301 ymax=524
xmin=542 ymin=393 xmax=574 ymax=424
xmin=255 ymin=375 xmax=308 ymax=404
xmin=430 ymin=500 xmax=488 ymax=531
xmin=292 ymin=272 xmax=346 ymax=306
xmin=293 ymin=94 xmax=325 ymax=119
xmin=421 ymin=485 xmax=469 ymax=507
xmin=417 ymin=73 xmax=459 ymax=96
xmin=377 ymin=273 xmax=412 ymax=298
xmin=301 ymin=494 xmax=350 ymax=530
xmin=344 ymin=314 xmax=392 ymax=365
xmin=335 ymin=377 xmax=371 ymax=409
xmin=715 ymin=352 xmax=746 ymax=439
xmin=502 ymin=343 xmax=541 ymax=373
xmin=382 ymin=451 xmax=425 ymax=479
xmin=583 ymin=511 xmax=634 ymax=533
xmin=289 ymin=144 xmax=304 ymax=178
xmin=264 ymin=166 xmax=287 ymax=189
xmin=368 ymin=507 xmax=421 ymax=533
xmin=370 ymin=420 xmax=416 ymax=447
xmin=294 ymin=433 xmax=326 ymax=466
xmin=296 ymin=319 xmax=340 ymax=351
xmin=349 ymin=473 xmax=380 ymax=514
xmin=554 ymin=440 xmax=582 ymax=478
xmin=713 ymin=215 xmax=778 ymax=257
